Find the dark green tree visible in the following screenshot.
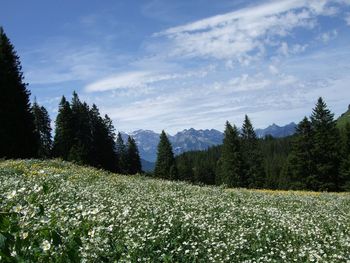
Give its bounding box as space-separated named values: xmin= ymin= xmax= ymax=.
xmin=0 ymin=27 xmax=38 ymax=158
xmin=241 ymin=115 xmax=265 ymax=188
xmin=216 ymin=121 xmax=243 ymax=187
xmin=126 ymin=136 xmax=142 ymax=174
xmin=310 ymin=97 xmax=340 ymax=191
xmin=52 ymin=96 xmax=74 ymax=160
xmin=68 ymin=92 xmax=92 ymax=164
xmin=90 ymin=105 xmax=118 ymax=172
xmin=154 ymin=130 xmax=177 ymax=179
xmin=116 ymin=132 xmax=128 ymax=174
xmin=283 ymin=117 xmax=314 ymax=190
xmin=103 ymin=115 xmax=118 ymax=171
xmin=32 ymin=100 xmax=52 ymax=158
xmin=340 ymin=123 xmax=350 ymax=190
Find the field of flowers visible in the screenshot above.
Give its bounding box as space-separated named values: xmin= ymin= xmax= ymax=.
xmin=0 ymin=159 xmax=350 ymax=262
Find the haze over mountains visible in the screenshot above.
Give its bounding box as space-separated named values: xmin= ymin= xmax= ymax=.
xmin=121 ymin=122 xmax=297 ymax=164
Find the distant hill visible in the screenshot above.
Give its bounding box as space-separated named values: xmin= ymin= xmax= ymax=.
xmin=171 ymin=128 xmax=224 ymax=156
xmin=337 ymin=105 xmax=350 ymax=129
xmin=141 ymin=158 xmax=155 ymax=172
xmin=255 ymin=122 xmax=297 ymax=138
xmin=121 ymin=123 xmax=297 ymax=171
xmin=122 ymin=129 xmax=224 ymax=163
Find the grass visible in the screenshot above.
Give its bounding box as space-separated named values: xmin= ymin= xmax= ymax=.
xmin=1 ymin=159 xmax=350 ymax=262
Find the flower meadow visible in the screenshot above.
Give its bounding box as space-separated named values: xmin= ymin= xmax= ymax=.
xmin=0 ymin=160 xmax=350 ymax=262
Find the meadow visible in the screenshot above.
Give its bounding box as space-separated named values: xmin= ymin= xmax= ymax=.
xmin=0 ymin=160 xmax=350 ymax=262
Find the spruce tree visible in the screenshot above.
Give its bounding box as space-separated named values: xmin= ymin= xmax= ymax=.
xmin=340 ymin=123 xmax=350 ymax=190
xmin=116 ymin=132 xmax=128 ymax=173
xmin=68 ymin=92 xmax=92 ymax=164
xmin=0 ymin=26 xmax=38 ymax=158
xmin=53 ymin=96 xmax=74 ymax=160
xmin=90 ymin=105 xmax=118 ymax=172
xmin=216 ymin=121 xmax=243 ymax=187
xmin=126 ymin=136 xmax=142 ymax=174
xmin=32 ymin=100 xmax=52 ymax=158
xmin=284 ymin=117 xmax=314 ymax=190
xmin=154 ymin=130 xmax=177 ymax=179
xmin=102 ymin=115 xmax=118 ymax=172
xmin=241 ymin=115 xmax=265 ymax=188
xmin=310 ymin=97 xmax=340 ymax=191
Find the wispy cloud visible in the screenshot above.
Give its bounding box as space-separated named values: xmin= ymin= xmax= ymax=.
xmin=85 ymin=66 xmax=213 ymax=92
xmin=318 ymin=29 xmax=338 ymax=43
xmin=345 ymin=12 xmax=350 ymax=25
xmin=22 ymin=39 xmax=131 ymax=85
xmin=153 ymin=0 xmax=347 ymax=62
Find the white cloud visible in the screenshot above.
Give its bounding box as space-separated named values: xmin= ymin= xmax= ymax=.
xmin=154 ymin=0 xmax=346 ymax=62
xmin=23 ymin=44 xmax=128 ymax=85
xmin=318 ymin=29 xmax=338 ymax=43
xmin=85 ymin=66 xmax=213 ymax=92
xmin=345 ymin=12 xmax=350 ymax=25
xmin=278 ymin=42 xmax=308 ymax=56
xmin=269 ymin=65 xmax=279 ymax=75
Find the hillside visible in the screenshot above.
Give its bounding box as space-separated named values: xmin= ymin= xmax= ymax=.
xmin=337 ymin=105 xmax=350 ymax=129
xmin=1 ymin=160 xmax=350 ymax=262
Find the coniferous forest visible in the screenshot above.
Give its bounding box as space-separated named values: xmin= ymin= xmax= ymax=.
xmin=1 ymin=25 xmax=350 ymax=191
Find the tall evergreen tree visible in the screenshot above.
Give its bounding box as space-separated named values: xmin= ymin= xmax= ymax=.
xmin=68 ymin=92 xmax=92 ymax=164
xmin=53 ymin=96 xmax=74 ymax=160
xmin=0 ymin=26 xmax=38 ymax=158
xmin=103 ymin=115 xmax=118 ymax=172
xmin=310 ymin=97 xmax=340 ymax=191
xmin=241 ymin=115 xmax=265 ymax=188
xmin=340 ymin=123 xmax=350 ymax=190
xmin=32 ymin=100 xmax=52 ymax=158
xmin=216 ymin=121 xmax=243 ymax=187
xmin=126 ymin=136 xmax=142 ymax=174
xmin=90 ymin=105 xmax=118 ymax=172
xmin=284 ymin=117 xmax=314 ymax=189
xmin=116 ymin=132 xmax=128 ymax=173
xmin=154 ymin=130 xmax=177 ymax=179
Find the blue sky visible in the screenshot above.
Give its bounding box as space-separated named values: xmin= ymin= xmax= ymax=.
xmin=2 ymin=0 xmax=350 ymax=134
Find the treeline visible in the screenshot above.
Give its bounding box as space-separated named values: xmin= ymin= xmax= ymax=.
xmin=0 ymin=27 xmax=142 ymax=174
xmin=173 ymin=99 xmax=350 ymax=191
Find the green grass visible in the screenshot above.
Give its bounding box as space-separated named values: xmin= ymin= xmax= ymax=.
xmin=1 ymin=159 xmax=350 ymax=262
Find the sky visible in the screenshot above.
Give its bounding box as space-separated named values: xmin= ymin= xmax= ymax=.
xmin=1 ymin=0 xmax=350 ymax=134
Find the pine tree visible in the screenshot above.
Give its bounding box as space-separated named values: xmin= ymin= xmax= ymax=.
xmin=102 ymin=115 xmax=118 ymax=172
xmin=154 ymin=130 xmax=177 ymax=179
xmin=116 ymin=132 xmax=128 ymax=173
xmin=310 ymin=97 xmax=340 ymax=191
xmin=340 ymin=123 xmax=350 ymax=190
xmin=90 ymin=105 xmax=118 ymax=172
xmin=126 ymin=136 xmax=142 ymax=174
xmin=53 ymin=96 xmax=74 ymax=160
xmin=32 ymin=100 xmax=52 ymax=158
xmin=0 ymin=26 xmax=38 ymax=158
xmin=284 ymin=117 xmax=314 ymax=190
xmin=241 ymin=115 xmax=265 ymax=188
xmin=216 ymin=121 xmax=243 ymax=187
xmin=68 ymin=92 xmax=92 ymax=164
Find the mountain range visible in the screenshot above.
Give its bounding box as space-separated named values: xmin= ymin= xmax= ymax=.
xmin=119 ymin=103 xmax=350 ymax=171
xmin=121 ymin=122 xmax=297 ymax=167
